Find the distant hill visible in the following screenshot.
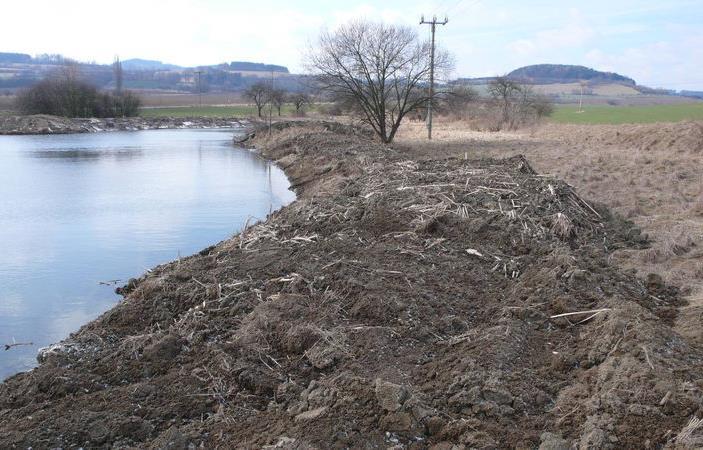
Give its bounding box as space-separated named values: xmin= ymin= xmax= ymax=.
xmin=0 ymin=52 xmax=294 ymax=92
xmin=680 ymin=90 xmax=703 ymax=100
xmin=507 ymin=64 xmax=635 ymax=85
xmin=229 ymin=61 xmax=289 ymax=73
xmin=121 ymin=59 xmax=182 ymax=71
xmin=0 ymin=52 xmax=32 ymax=64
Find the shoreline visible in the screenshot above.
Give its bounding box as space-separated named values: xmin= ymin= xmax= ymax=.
xmin=1 ymin=121 xmax=701 ymax=448
xmin=0 ymin=114 xmax=250 ymax=135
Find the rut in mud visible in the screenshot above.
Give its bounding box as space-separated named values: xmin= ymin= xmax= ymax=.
xmin=1 ymin=122 xmax=702 ymax=449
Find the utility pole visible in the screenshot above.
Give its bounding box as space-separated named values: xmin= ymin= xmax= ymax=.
xmin=420 ymin=14 xmax=448 ymax=140
xmin=268 ymin=70 xmax=274 ymax=135
xmin=194 ymin=70 xmax=203 ymax=107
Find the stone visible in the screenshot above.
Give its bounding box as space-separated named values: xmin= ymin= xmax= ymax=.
xmin=380 ymin=412 xmax=414 ymax=432
xmin=375 ymin=379 xmax=409 ymax=412
xmin=425 ymin=416 xmax=446 ymax=436
xmin=539 ymin=432 xmax=571 ymax=450
xmin=294 ymin=406 xmax=328 ymax=422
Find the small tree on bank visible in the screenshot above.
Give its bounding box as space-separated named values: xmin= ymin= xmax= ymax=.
xmin=243 ymin=81 xmax=269 ymax=118
xmin=307 ymin=20 xmax=452 ymax=143
xmin=269 ymin=87 xmax=286 ymax=116
xmin=113 ymin=56 xmax=123 ymax=95
xmin=289 ymin=92 xmax=312 ymax=115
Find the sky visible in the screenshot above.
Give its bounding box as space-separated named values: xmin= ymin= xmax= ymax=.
xmin=2 ymin=0 xmax=703 ymax=90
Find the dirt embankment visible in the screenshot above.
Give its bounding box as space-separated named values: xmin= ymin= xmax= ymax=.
xmin=1 ymin=122 xmax=702 ymax=449
xmin=0 ymin=114 xmax=247 ymax=135
xmin=398 ymin=120 xmax=703 ymax=346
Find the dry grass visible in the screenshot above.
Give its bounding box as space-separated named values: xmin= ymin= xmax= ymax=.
xmin=531 ymin=82 xmax=640 ymax=96
xmin=396 ymin=118 xmax=703 ymax=342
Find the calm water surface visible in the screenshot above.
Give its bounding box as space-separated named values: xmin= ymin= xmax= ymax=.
xmin=0 ymin=129 xmax=295 ymax=379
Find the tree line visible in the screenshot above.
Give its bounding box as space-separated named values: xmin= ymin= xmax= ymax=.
xmin=243 ymin=81 xmax=312 ymax=118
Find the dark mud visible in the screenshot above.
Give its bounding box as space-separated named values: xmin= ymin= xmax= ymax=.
xmin=1 ymin=122 xmax=702 ymax=449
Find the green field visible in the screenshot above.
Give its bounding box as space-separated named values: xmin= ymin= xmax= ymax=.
xmin=551 ymin=103 xmax=703 ymax=124
xmin=140 ymin=104 xmax=297 ymax=118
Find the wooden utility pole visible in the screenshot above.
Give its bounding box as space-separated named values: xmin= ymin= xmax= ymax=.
xmin=194 ymin=70 xmax=203 ymax=107
xmin=268 ymin=70 xmax=274 ymax=135
xmin=420 ymin=14 xmax=448 ymax=140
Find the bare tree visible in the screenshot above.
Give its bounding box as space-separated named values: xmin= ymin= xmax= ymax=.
xmin=307 ymin=20 xmax=452 ymax=143
xmin=488 ymin=76 xmax=522 ymax=126
xmin=243 ymin=81 xmax=269 ymax=118
xmin=269 ymin=87 xmax=286 ymax=116
xmin=113 ymin=56 xmax=123 ymax=95
xmin=436 ymin=84 xmax=478 ymax=118
xmin=289 ymin=92 xmax=312 ymax=115
xmin=486 ymin=77 xmax=554 ymax=129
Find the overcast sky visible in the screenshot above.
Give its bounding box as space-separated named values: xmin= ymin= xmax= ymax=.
xmin=3 ymin=0 xmax=702 ymax=89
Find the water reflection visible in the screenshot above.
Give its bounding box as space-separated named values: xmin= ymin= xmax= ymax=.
xmin=30 ymin=147 xmax=144 ymax=161
xmin=0 ymin=129 xmax=295 ymax=380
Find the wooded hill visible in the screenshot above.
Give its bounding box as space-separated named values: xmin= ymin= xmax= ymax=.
xmin=507 ymin=64 xmax=636 ymax=85
xmin=0 ymin=52 xmax=293 ymax=93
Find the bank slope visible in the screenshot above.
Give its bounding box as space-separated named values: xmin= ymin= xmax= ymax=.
xmin=1 ymin=122 xmax=701 ymax=448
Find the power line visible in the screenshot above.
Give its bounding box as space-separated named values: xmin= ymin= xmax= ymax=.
xmin=444 ymin=0 xmax=465 ymax=15
xmin=420 ymin=14 xmax=448 ymax=140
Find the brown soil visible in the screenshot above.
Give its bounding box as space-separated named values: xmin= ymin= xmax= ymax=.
xmin=1 ymin=122 xmax=703 ymax=449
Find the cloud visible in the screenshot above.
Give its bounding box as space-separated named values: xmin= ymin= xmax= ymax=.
xmin=585 ymin=34 xmax=703 ymax=88
xmin=507 ymin=24 xmax=596 ymax=57
xmin=1 ymin=0 xmax=701 ymax=89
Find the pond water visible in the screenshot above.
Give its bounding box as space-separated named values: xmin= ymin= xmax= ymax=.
xmin=0 ymin=128 xmax=295 ymax=380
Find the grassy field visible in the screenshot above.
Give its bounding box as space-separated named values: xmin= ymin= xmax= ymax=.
xmin=552 ymin=103 xmax=703 ymax=124
xmin=139 ymin=104 xmax=300 ymax=118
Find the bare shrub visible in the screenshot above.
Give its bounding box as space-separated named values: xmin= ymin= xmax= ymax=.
xmin=436 ymin=84 xmax=478 ymax=119
xmin=15 ymin=66 xmax=140 ymax=118
xmin=486 ymin=76 xmax=554 ymax=130
xmin=317 ymin=102 xmax=344 ymax=117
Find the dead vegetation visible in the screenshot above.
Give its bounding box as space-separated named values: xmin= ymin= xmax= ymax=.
xmin=397 ymin=119 xmax=703 ymax=345
xmin=0 ymin=122 xmax=702 ymax=448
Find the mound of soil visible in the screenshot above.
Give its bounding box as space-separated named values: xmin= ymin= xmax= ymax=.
xmin=1 ymin=123 xmax=702 ymax=448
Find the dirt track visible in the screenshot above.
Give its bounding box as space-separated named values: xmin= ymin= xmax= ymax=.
xmin=1 ymin=122 xmax=702 ymax=448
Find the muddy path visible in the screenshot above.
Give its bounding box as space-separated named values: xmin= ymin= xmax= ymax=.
xmin=1 ymin=122 xmax=702 ymax=448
